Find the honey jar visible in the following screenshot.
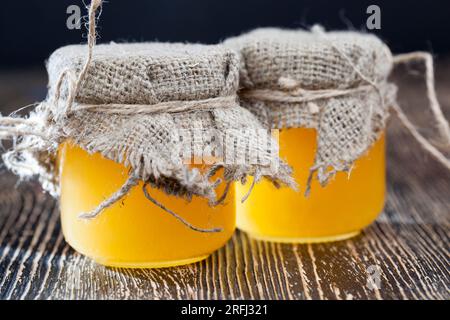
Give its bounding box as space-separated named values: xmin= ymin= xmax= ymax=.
xmin=236 ymin=128 xmax=385 ymax=242
xmin=226 ymin=27 xmax=395 ymax=242
xmin=58 ymin=142 xmax=235 ymax=268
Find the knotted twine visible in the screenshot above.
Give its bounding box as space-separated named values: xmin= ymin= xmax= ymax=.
xmin=225 ymin=27 xmax=450 ymax=194
xmin=0 ymin=0 xmax=295 ymax=233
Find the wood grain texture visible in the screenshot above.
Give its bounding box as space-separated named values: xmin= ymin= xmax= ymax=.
xmin=0 ymin=64 xmax=449 ymax=300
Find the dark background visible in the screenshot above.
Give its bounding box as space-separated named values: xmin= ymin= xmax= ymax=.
xmin=1 ymin=0 xmax=450 ymax=68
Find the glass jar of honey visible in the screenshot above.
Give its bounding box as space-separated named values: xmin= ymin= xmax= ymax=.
xmin=236 ymin=128 xmax=386 ymax=243
xmin=226 ymin=27 xmax=392 ymax=243
xmin=58 ymin=142 xmax=236 ymax=268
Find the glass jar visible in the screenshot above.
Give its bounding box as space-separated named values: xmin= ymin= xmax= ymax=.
xmin=236 ymin=128 xmax=385 ymax=243
xmin=58 ymin=142 xmax=235 ymax=268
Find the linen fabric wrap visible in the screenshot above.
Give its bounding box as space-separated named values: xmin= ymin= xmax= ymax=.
xmin=224 ymin=28 xmax=397 ymax=187
xmin=3 ymin=42 xmax=293 ymax=202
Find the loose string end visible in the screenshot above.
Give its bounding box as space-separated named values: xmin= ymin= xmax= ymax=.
xmin=392 ymin=104 xmax=450 ymax=171
xmin=78 ymin=172 xmax=139 ymax=219
xmin=210 ymin=180 xmax=232 ymax=206
xmin=240 ymin=171 xmax=262 ymax=203
xmin=393 ymin=52 xmax=450 ymax=147
xmin=142 ymin=183 xmax=223 ymax=233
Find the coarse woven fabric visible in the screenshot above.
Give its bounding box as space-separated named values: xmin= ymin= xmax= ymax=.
xmin=3 ymin=42 xmax=294 ymax=204
xmin=224 ymin=28 xmax=397 ymax=188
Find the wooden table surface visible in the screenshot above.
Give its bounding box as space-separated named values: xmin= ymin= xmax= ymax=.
xmin=0 ymin=64 xmax=449 ymax=300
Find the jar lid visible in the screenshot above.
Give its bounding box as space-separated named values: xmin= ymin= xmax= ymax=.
xmin=225 ymin=27 xmax=393 ymax=90
xmin=47 ymin=43 xmax=238 ymax=105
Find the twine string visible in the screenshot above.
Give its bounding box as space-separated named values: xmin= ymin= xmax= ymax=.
xmin=389 ymin=53 xmax=450 ymax=169
xmin=212 ymin=180 xmax=232 ymax=206
xmin=392 ymin=103 xmax=450 ymax=170
xmin=142 ymin=183 xmax=223 ymax=233
xmin=393 ymin=52 xmax=450 ymax=146
xmin=78 ymin=172 xmax=140 ymax=219
xmin=73 ymin=95 xmax=238 ymax=115
xmin=240 ymin=84 xmax=373 ymax=104
xmin=390 ymin=52 xmax=450 ymax=169
xmin=240 ymin=170 xmax=262 ymax=203
xmin=0 ymin=116 xmax=47 ymax=139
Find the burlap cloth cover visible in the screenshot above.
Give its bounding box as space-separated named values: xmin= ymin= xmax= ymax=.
xmin=224 ymin=27 xmax=399 ymax=190
xmin=1 ymin=42 xmax=294 ymax=218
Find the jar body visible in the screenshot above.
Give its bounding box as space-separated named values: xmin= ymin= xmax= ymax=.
xmin=58 ymin=142 xmax=235 ymax=268
xmin=236 ymin=128 xmax=386 ymax=243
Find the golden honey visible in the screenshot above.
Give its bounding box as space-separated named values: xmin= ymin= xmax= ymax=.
xmin=58 ymin=142 xmax=235 ymax=268
xmin=236 ymin=128 xmax=386 ymax=243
